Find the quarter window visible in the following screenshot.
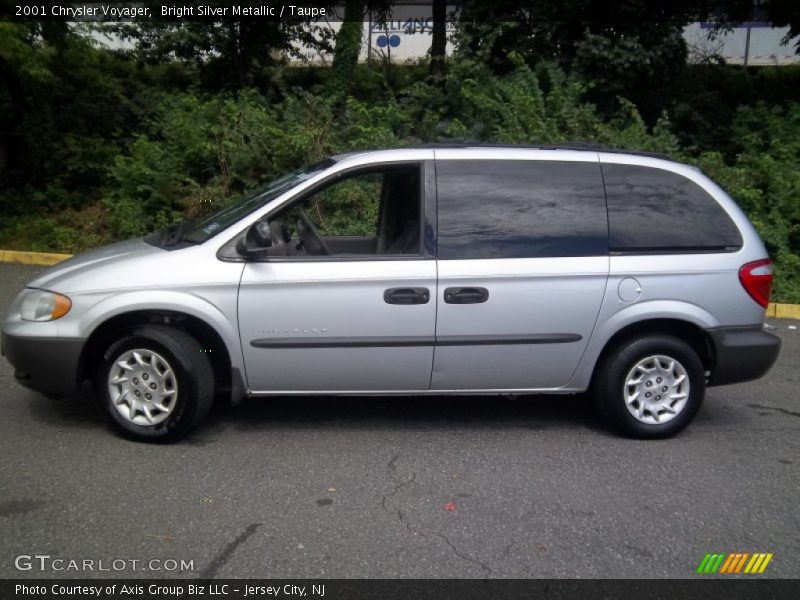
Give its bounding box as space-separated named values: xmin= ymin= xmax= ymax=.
xmin=602 ymin=164 xmax=743 ymax=252
xmin=436 ymin=160 xmax=608 ymax=259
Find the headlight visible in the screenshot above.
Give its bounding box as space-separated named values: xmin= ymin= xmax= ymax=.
xmin=20 ymin=290 xmax=72 ymax=322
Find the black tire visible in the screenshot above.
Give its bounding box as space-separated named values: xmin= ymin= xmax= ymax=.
xmin=95 ymin=325 xmax=214 ymax=442
xmin=594 ymin=335 xmax=705 ymax=439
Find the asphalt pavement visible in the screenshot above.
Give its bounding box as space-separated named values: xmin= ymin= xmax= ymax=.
xmin=0 ymin=263 xmax=798 ymax=579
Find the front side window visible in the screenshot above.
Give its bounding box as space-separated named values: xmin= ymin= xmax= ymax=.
xmin=287 ymin=171 xmax=383 ymax=237
xmin=603 ymin=164 xmax=743 ymax=252
xmin=436 ymin=160 xmax=608 ymax=259
xmin=263 ymin=164 xmax=422 ymax=257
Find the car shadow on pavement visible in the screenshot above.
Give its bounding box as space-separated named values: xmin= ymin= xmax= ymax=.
xmin=22 ymin=384 xmax=611 ymax=439
xmin=206 ymin=393 xmax=610 ymax=437
xmin=25 ymin=382 xmax=105 ymax=430
xmin=23 ymin=384 xmax=752 ymax=443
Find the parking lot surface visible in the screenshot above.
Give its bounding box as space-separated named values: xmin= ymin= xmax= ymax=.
xmin=1 ymin=263 xmax=798 ymax=579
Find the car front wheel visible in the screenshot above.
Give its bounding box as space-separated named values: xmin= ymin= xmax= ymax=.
xmin=95 ymin=325 xmax=213 ymax=442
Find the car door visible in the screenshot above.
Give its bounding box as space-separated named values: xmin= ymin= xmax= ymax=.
xmin=238 ymin=159 xmax=437 ymax=393
xmin=431 ymin=152 xmax=610 ymax=391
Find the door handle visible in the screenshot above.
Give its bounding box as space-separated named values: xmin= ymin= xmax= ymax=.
xmin=444 ymin=287 xmax=489 ymax=304
xmin=384 ymin=287 xmax=430 ymax=305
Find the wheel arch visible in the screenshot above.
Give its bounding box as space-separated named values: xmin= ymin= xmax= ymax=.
xmin=589 ymin=318 xmax=715 ymax=391
xmin=79 ymin=310 xmax=241 ymax=404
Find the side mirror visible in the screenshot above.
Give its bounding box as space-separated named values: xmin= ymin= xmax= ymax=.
xmin=248 ymin=221 xmax=273 ymax=248
xmin=237 ymin=221 xmax=273 ymax=258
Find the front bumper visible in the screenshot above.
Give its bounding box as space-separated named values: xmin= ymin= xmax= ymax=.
xmin=1 ymin=331 xmax=85 ymax=398
xmin=707 ymin=325 xmax=781 ymax=387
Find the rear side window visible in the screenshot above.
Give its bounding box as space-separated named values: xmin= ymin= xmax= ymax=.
xmin=436 ymin=160 xmax=608 ymax=259
xmin=602 ymin=164 xmax=742 ymax=252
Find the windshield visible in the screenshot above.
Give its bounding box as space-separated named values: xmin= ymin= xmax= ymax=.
xmin=147 ymin=159 xmax=335 ymax=248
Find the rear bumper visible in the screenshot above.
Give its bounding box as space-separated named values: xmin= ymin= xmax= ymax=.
xmin=707 ymin=325 xmax=781 ymax=387
xmin=1 ymin=332 xmax=85 ymax=398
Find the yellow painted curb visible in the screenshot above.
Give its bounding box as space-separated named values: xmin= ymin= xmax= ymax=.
xmin=771 ymin=303 xmax=800 ymax=320
xmin=1 ymin=250 xmax=73 ymax=266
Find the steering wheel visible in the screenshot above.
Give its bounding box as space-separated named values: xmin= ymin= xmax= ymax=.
xmin=262 ymin=218 xmax=288 ymax=256
xmin=297 ymin=209 xmax=332 ymax=256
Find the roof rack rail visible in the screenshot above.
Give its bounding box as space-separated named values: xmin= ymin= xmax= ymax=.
xmin=421 ymin=139 xmax=671 ymax=160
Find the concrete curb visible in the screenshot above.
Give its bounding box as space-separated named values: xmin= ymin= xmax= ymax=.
xmin=2 ymin=249 xmax=800 ymax=319
xmin=1 ymin=249 xmax=73 ymax=266
xmin=766 ymin=303 xmax=800 ymax=320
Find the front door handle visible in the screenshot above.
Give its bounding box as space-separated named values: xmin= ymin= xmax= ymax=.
xmin=444 ymin=287 xmax=489 ymax=304
xmin=384 ymin=287 xmax=430 ymax=305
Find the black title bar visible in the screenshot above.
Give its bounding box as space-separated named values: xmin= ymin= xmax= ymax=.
xmin=3 ymin=579 xmax=800 ymax=600
xmin=3 ymin=1 xmax=738 ymax=23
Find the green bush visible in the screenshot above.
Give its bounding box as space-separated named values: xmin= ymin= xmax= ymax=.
xmin=2 ymin=49 xmax=799 ymax=302
xmin=692 ymin=103 xmax=800 ymax=302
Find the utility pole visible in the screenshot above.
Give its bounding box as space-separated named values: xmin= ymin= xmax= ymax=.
xmin=743 ymin=23 xmax=751 ymax=67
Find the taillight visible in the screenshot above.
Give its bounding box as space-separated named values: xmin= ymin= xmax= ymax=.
xmin=739 ymin=259 xmax=774 ymax=308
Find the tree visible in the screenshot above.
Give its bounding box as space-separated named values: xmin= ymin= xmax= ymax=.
xmin=110 ymin=20 xmax=292 ymax=90
xmin=716 ymin=0 xmax=800 ymax=52
xmin=0 ymin=18 xmax=132 ymax=212
xmin=108 ymin=0 xmax=301 ymax=90
xmin=765 ymin=0 xmax=800 ymax=47
xmin=429 ymin=0 xmax=448 ymax=79
xmin=455 ymin=1 xmax=708 ymax=121
xmin=330 ymin=0 xmax=366 ymax=102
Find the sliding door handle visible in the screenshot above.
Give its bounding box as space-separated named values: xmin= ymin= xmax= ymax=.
xmin=384 ymin=287 xmax=430 ymax=305
xmin=444 ymin=287 xmax=489 ymax=304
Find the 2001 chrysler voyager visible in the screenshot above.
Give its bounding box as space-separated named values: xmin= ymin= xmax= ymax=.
xmin=1 ymin=146 xmax=782 ymax=441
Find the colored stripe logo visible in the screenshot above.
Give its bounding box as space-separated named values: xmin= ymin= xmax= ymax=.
xmin=697 ymin=552 xmax=773 ymax=574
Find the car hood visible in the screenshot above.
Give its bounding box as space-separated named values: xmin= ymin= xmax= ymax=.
xmin=27 ymin=238 xmax=166 ymax=293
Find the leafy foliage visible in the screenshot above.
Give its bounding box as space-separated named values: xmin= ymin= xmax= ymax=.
xmin=298 ymin=173 xmax=382 ymax=237
xmin=0 ymin=22 xmax=799 ymax=301
xmin=693 ymin=104 xmax=800 ymax=301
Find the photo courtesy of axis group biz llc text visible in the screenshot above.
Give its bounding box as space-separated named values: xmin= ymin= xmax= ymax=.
xmin=15 ymin=583 xmax=325 ymax=597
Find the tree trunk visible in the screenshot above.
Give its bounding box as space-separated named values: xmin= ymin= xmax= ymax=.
xmin=429 ymin=0 xmax=447 ymax=80
xmin=331 ymin=0 xmax=365 ymax=104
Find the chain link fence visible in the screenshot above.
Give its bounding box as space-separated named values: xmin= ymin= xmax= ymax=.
xmin=290 ymin=12 xmax=799 ymax=68
xmin=289 ymin=4 xmax=457 ymax=66
xmin=685 ymin=22 xmax=800 ymax=65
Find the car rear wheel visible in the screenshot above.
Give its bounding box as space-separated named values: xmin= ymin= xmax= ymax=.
xmin=595 ymin=335 xmax=705 ymax=439
xmin=95 ymin=325 xmax=213 ymax=442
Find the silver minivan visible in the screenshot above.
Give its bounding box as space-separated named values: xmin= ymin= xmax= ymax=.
xmin=1 ymin=146 xmax=781 ymax=441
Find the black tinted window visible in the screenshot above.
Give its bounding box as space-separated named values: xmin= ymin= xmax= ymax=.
xmin=436 ymin=160 xmax=608 ymax=259
xmin=603 ymin=164 xmax=742 ymax=251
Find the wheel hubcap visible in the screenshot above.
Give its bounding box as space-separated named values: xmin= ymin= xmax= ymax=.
xmin=107 ymin=349 xmax=178 ymax=426
xmin=623 ymin=354 xmax=690 ymax=425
